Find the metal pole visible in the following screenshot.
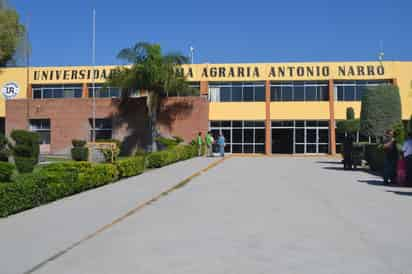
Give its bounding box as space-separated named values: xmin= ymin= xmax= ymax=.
xmin=92 ymin=9 xmax=96 ymax=142
xmin=25 ymin=14 xmax=30 ymax=130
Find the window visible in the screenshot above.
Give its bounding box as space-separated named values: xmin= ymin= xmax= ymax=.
xmin=29 ymin=119 xmax=50 ymax=144
xmin=209 ymin=120 xmax=266 ymax=153
xmin=89 ymin=118 xmax=112 ymax=141
xmin=334 ymin=80 xmax=392 ymax=101
xmin=32 ymin=84 xmax=82 ymax=99
xmin=270 ymin=81 xmax=329 ymax=101
xmin=208 ymin=82 xmax=265 ymax=102
xmin=88 ymin=84 xmax=121 ymax=98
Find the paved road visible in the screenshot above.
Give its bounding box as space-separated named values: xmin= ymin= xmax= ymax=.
xmin=4 ymin=157 xmax=412 ymax=274
xmin=0 ymin=157 xmax=216 ymax=274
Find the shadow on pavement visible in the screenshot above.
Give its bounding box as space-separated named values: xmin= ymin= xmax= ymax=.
xmin=322 ymin=166 xmax=363 ymax=172
xmin=386 ymin=190 xmax=412 ymax=197
xmin=316 ymin=161 xmax=343 ymax=165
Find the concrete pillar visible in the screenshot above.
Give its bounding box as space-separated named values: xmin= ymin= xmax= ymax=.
xmin=26 ymin=84 xmax=32 ymax=99
xmin=328 ymin=79 xmax=336 ymax=155
xmin=82 ymin=83 xmax=89 ymax=98
xmin=265 ymin=80 xmax=271 ymax=155
xmin=200 ymin=81 xmax=208 ymax=96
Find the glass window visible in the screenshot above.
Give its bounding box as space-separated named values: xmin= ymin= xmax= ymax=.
xmin=232 ymin=129 xmax=243 ymax=143
xmin=337 ymin=86 xmax=344 ymax=101
xmin=295 ymin=144 xmax=304 ymax=153
xmin=255 ymin=129 xmax=265 ymax=143
xmin=220 ymin=87 xmax=231 ymax=102
xmin=307 ymin=129 xmax=317 ymax=143
xmin=29 ymin=119 xmax=51 ymax=145
xmin=89 ymin=118 xmax=112 ymax=141
xmin=294 ymin=86 xmax=304 ymax=101
xmin=255 ymin=145 xmax=265 ymax=153
xmin=244 ymin=145 xmax=254 ymax=153
xmin=254 ymin=86 xmax=265 ymax=101
xmin=345 ymin=86 xmax=355 ymax=101
xmin=271 ymin=87 xmax=281 ymax=101
xmin=295 ymin=129 xmax=304 ymax=143
xmin=231 ymin=86 xmax=242 ymax=101
xmin=318 ymin=129 xmax=329 ymax=143
xmin=232 ymin=144 xmax=242 ymax=153
xmin=305 ymin=86 xmax=317 ymax=101
xmin=307 ymin=144 xmax=317 ymax=153
xmin=243 ymin=86 xmax=254 ymax=102
xmin=33 ymin=89 xmax=42 ymax=99
xmin=319 ymin=86 xmax=329 ymax=100
xmin=244 ymin=129 xmax=254 ymax=143
xmin=221 ymin=121 xmax=231 ymax=127
xmin=282 ymin=86 xmax=293 ymax=101
xmin=32 ymin=85 xmax=82 ymax=99
xmin=232 ymin=121 xmax=242 ymax=128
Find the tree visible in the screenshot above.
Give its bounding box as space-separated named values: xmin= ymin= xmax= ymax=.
xmin=107 ymin=42 xmax=195 ymax=151
xmin=0 ymin=4 xmax=25 ymax=67
xmin=407 ymin=115 xmax=412 ymax=134
xmin=336 ymin=107 xmax=360 ymax=135
xmin=360 ymin=84 xmax=401 ymax=140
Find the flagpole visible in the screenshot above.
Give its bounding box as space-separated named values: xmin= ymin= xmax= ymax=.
xmin=25 ymin=14 xmax=30 ymax=130
xmin=92 ymin=8 xmax=96 ymax=142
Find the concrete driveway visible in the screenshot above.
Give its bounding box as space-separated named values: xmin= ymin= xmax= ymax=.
xmin=4 ymin=157 xmax=412 ymax=274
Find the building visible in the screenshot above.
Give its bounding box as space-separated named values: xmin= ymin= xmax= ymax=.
xmin=0 ymin=61 xmax=411 ymax=155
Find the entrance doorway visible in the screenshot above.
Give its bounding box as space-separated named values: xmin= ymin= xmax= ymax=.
xmin=272 ymin=129 xmax=294 ymax=154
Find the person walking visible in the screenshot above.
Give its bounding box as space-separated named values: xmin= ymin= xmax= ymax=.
xmin=383 ymin=129 xmax=399 ymax=185
xmin=197 ymin=132 xmax=203 ymax=156
xmin=343 ymin=134 xmax=354 ymax=170
xmin=217 ymin=132 xmax=225 ymax=157
xmin=205 ymin=131 xmax=214 ymax=157
xmin=402 ymin=132 xmax=412 ymax=186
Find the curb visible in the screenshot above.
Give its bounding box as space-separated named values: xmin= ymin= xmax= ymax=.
xmin=24 ymin=157 xmax=226 ymax=274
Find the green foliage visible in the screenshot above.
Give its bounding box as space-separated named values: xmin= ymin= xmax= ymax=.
xmin=0 ymin=162 xmax=119 ymax=217
xmin=173 ymin=136 xmax=184 ymax=144
xmin=364 ymin=144 xmax=385 ymax=172
xmin=360 ymin=84 xmax=401 ymax=138
xmin=0 ymin=134 xmax=10 ymax=161
xmin=10 ymin=130 xmax=40 ymax=173
xmin=407 ymin=115 xmax=412 ymax=134
xmin=115 ymin=156 xmax=145 ymax=178
xmin=72 ymin=139 xmax=87 ymax=147
xmin=71 ymin=147 xmax=89 ymax=161
xmin=346 ymin=107 xmax=355 ymax=120
xmin=96 ymin=139 xmax=121 ymax=162
xmin=14 ymin=156 xmax=36 ymax=173
xmin=146 ymin=144 xmax=197 ymax=168
xmin=155 ymin=136 xmax=182 ymax=149
xmin=0 ymin=162 xmax=14 ymax=182
xmin=0 ymin=8 xmax=25 ymax=66
xmin=393 ymin=122 xmax=405 ymax=145
xmin=106 ymin=42 xmax=195 ymax=151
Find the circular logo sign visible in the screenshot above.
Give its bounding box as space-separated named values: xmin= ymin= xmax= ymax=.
xmin=2 ymin=82 xmax=20 ymax=99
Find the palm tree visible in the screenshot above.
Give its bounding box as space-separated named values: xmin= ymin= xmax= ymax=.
xmin=107 ymin=42 xmax=194 ymax=151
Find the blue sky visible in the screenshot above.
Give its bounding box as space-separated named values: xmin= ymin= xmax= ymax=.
xmin=11 ymin=0 xmax=412 ymax=66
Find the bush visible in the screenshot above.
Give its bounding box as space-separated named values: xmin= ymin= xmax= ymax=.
xmin=146 ymin=144 xmax=197 ymax=168
xmin=115 ymin=156 xmax=145 ymax=178
xmin=0 ymin=162 xmax=15 ymax=182
xmin=155 ymin=136 xmax=181 ymax=149
xmin=71 ymin=147 xmax=89 ymax=161
xmin=10 ymin=130 xmax=40 ymax=173
xmin=0 ymin=161 xmax=119 ymax=217
xmin=364 ymin=144 xmax=385 ymax=172
xmin=14 ymin=156 xmax=37 ymax=173
xmin=0 ymin=134 xmax=10 ymax=162
xmin=393 ymin=122 xmax=405 ymax=145
xmin=72 ymin=139 xmax=87 ymax=147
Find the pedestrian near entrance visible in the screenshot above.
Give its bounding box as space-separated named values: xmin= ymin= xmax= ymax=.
xmin=383 ymin=130 xmax=399 ymax=185
xmin=205 ymin=131 xmax=214 ymax=157
xmin=217 ymin=132 xmax=225 ymax=157
xmin=197 ymin=132 xmax=203 ymax=156
xmin=402 ymin=132 xmax=412 ymax=186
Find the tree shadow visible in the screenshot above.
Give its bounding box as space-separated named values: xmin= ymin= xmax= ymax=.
xmin=358 ymin=179 xmax=387 ymax=186
xmin=110 ymin=97 xmax=151 ymax=156
xmin=316 ymin=160 xmax=343 ymax=165
xmin=158 ymin=98 xmax=194 ymax=132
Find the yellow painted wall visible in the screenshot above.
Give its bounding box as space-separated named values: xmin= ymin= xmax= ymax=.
xmin=270 ymin=102 xmax=330 ymax=120
xmin=334 ymin=102 xmax=361 ymax=120
xmin=209 ymin=102 xmax=266 ymax=120
xmin=0 ymin=68 xmax=28 ymax=116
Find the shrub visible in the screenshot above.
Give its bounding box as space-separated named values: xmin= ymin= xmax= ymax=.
xmin=146 ymin=151 xmax=165 ymax=168
xmin=96 ymin=139 xmax=121 ymax=163
xmin=155 ymin=136 xmax=181 ymax=149
xmin=393 ymin=121 xmax=405 ymax=145
xmin=71 ymin=147 xmax=89 ymax=161
xmin=14 ymin=156 xmax=37 ymax=173
xmin=364 ymin=144 xmax=385 ymax=172
xmin=115 ymin=156 xmax=145 ymax=178
xmin=10 ymin=130 xmax=40 ymax=173
xmin=0 ymin=162 xmax=15 ymax=182
xmin=146 ymin=144 xmax=197 ymax=168
xmin=72 ymin=139 xmax=87 ymax=147
xmin=0 ymin=134 xmax=10 ymax=162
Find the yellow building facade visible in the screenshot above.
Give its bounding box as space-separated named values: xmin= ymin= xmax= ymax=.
xmin=1 ymin=61 xmax=411 ymax=155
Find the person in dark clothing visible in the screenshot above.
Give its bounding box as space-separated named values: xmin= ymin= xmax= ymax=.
xmin=402 ymin=132 xmax=412 ymax=186
xmin=383 ymin=130 xmax=399 ymax=185
xmin=343 ymin=134 xmax=354 ymax=170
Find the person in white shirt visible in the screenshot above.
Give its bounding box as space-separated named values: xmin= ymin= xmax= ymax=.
xmin=402 ymin=132 xmax=412 ymax=186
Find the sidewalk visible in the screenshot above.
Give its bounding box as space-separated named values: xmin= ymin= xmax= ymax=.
xmin=0 ymin=157 xmax=216 ymax=274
